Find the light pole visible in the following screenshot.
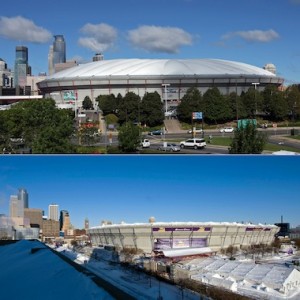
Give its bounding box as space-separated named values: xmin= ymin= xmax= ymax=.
xmin=252 ymin=82 xmax=260 ymax=119
xmin=162 ymin=83 xmax=170 ymax=116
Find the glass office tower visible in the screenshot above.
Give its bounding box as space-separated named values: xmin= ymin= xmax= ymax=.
xmin=53 ymin=35 xmax=66 ymax=64
xmin=14 ymin=46 xmax=30 ymax=88
xmin=18 ymin=188 xmax=29 ymax=208
xmin=48 ymin=35 xmax=66 ymax=75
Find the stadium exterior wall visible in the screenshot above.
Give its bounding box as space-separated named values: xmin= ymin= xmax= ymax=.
xmin=37 ymin=59 xmax=284 ymax=108
xmin=87 ymin=222 xmax=279 ymax=254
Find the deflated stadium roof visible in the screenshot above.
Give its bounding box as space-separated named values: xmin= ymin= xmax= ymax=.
xmin=47 ymin=58 xmax=277 ymax=79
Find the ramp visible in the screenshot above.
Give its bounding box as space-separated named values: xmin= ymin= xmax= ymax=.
xmin=164 ymin=118 xmax=182 ymax=133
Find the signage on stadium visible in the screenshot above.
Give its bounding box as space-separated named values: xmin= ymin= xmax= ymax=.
xmin=154 ymin=238 xmax=207 ymax=250
xmin=246 ymin=227 xmax=265 ymax=231
xmin=152 ymin=227 xmax=211 ymax=232
xmin=63 ymin=90 xmax=77 ymax=101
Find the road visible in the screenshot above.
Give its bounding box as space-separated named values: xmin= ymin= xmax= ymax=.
xmin=74 ymin=122 xmax=300 ymax=154
xmin=146 ymin=136 xmax=228 ymax=154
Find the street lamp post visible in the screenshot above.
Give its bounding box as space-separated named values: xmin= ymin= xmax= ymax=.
xmin=162 ymin=83 xmax=170 ymax=116
xmin=252 ymin=82 xmax=260 ymax=119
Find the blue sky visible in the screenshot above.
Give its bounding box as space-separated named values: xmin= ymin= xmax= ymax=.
xmin=0 ymin=155 xmax=299 ymax=229
xmin=0 ymin=0 xmax=300 ymax=84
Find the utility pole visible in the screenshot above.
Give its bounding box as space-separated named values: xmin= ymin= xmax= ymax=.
xmin=252 ymin=82 xmax=260 ymax=119
xmin=162 ymin=83 xmax=170 ymax=116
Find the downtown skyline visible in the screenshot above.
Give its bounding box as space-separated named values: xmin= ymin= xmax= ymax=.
xmin=0 ymin=155 xmax=299 ymax=229
xmin=0 ymin=0 xmax=300 ymax=84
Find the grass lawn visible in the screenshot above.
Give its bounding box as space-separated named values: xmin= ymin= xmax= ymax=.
xmin=290 ymin=135 xmax=300 ymax=141
xmin=263 ymin=143 xmax=300 ymax=153
xmin=208 ymin=136 xmax=300 ymax=153
xmin=208 ymin=136 xmax=232 ymax=147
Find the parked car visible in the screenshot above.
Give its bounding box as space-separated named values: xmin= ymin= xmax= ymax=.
xmin=187 ymin=128 xmax=203 ymax=134
xmin=157 ymin=143 xmax=180 ymax=152
xmin=180 ymin=138 xmax=206 ymax=149
xmin=141 ymin=139 xmax=150 ymax=148
xmin=148 ymin=130 xmax=163 ymax=136
xmin=220 ymin=127 xmax=234 ymax=133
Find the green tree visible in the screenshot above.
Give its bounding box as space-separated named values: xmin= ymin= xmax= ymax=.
xmin=0 ymin=111 xmax=9 ymax=149
xmin=229 ymin=123 xmax=266 ymax=154
xmin=96 ymin=94 xmax=117 ymax=115
xmin=82 ymin=96 xmax=94 ymax=110
xmin=285 ymin=85 xmax=300 ymax=122
xmin=105 ymin=113 xmax=119 ymax=127
xmin=140 ymin=91 xmax=164 ymax=127
xmin=177 ymin=87 xmax=203 ymax=123
xmin=1 ymin=99 xmax=75 ymax=153
xmin=262 ymin=85 xmax=288 ymax=120
xmin=269 ymin=90 xmax=288 ymax=120
xmin=203 ymin=87 xmax=230 ymax=124
xmin=118 ymin=122 xmax=141 ymax=152
xmin=241 ymin=87 xmax=263 ymax=118
xmin=32 ymin=126 xmax=76 ymax=154
xmin=117 ymin=92 xmax=141 ymax=124
xmin=226 ymin=92 xmax=247 ymax=121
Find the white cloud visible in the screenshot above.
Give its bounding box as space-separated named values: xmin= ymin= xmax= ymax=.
xmin=78 ymin=23 xmax=117 ymax=52
xmin=0 ymin=16 xmax=52 ymax=43
xmin=222 ymin=29 xmax=279 ymax=43
xmin=127 ymin=25 xmax=193 ymax=54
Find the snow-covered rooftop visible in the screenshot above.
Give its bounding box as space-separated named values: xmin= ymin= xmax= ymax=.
xmin=0 ymin=240 xmax=114 ymax=300
xmin=90 ymin=221 xmax=277 ymax=230
xmin=185 ymin=257 xmax=300 ymax=298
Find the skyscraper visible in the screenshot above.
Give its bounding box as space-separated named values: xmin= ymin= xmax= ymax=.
xmin=18 ymin=188 xmax=28 ymax=208
xmin=48 ymin=35 xmax=66 ymax=75
xmin=14 ymin=46 xmax=31 ymax=90
xmin=9 ymin=188 xmax=29 ymax=218
xmin=84 ymin=217 xmax=89 ymax=230
xmin=48 ymin=204 xmax=59 ymax=221
xmin=92 ymin=53 xmax=104 ymax=62
xmin=48 ymin=45 xmax=54 ymax=76
xmin=9 ymin=195 xmax=19 ymax=218
xmin=59 ymin=210 xmax=69 ymax=231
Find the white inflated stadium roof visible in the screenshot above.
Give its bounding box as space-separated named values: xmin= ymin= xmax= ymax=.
xmin=48 ymin=58 xmax=276 ymax=79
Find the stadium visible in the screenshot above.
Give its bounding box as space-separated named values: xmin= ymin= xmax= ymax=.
xmin=87 ymin=221 xmax=279 ymax=256
xmin=37 ymin=58 xmax=284 ymax=108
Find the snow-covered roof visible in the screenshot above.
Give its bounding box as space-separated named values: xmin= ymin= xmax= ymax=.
xmin=0 ymin=240 xmax=113 ymax=299
xmin=183 ymin=257 xmax=300 ymax=296
xmin=90 ymin=221 xmax=277 ymax=230
xmin=47 ymin=58 xmax=277 ymax=80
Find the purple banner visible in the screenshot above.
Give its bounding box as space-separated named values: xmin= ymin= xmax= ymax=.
xmin=152 ymin=227 xmax=211 ymax=232
xmin=154 ymin=238 xmax=207 ymax=250
xmin=246 ymin=227 xmax=263 ymax=232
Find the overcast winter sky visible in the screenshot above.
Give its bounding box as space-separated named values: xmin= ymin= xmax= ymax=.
xmin=1 ymin=155 xmax=299 ymax=229
xmin=0 ymin=0 xmax=299 ymax=83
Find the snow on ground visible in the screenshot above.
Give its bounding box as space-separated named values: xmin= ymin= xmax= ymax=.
xmin=56 ymin=246 xmax=203 ymax=300
xmin=3 ymin=240 xmax=299 ymax=300
xmin=0 ymin=240 xmax=114 ymax=300
xmin=0 ymin=240 xmax=203 ymax=300
xmin=57 ymin=245 xmax=300 ymax=300
xmin=180 ymin=252 xmax=300 ymax=300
